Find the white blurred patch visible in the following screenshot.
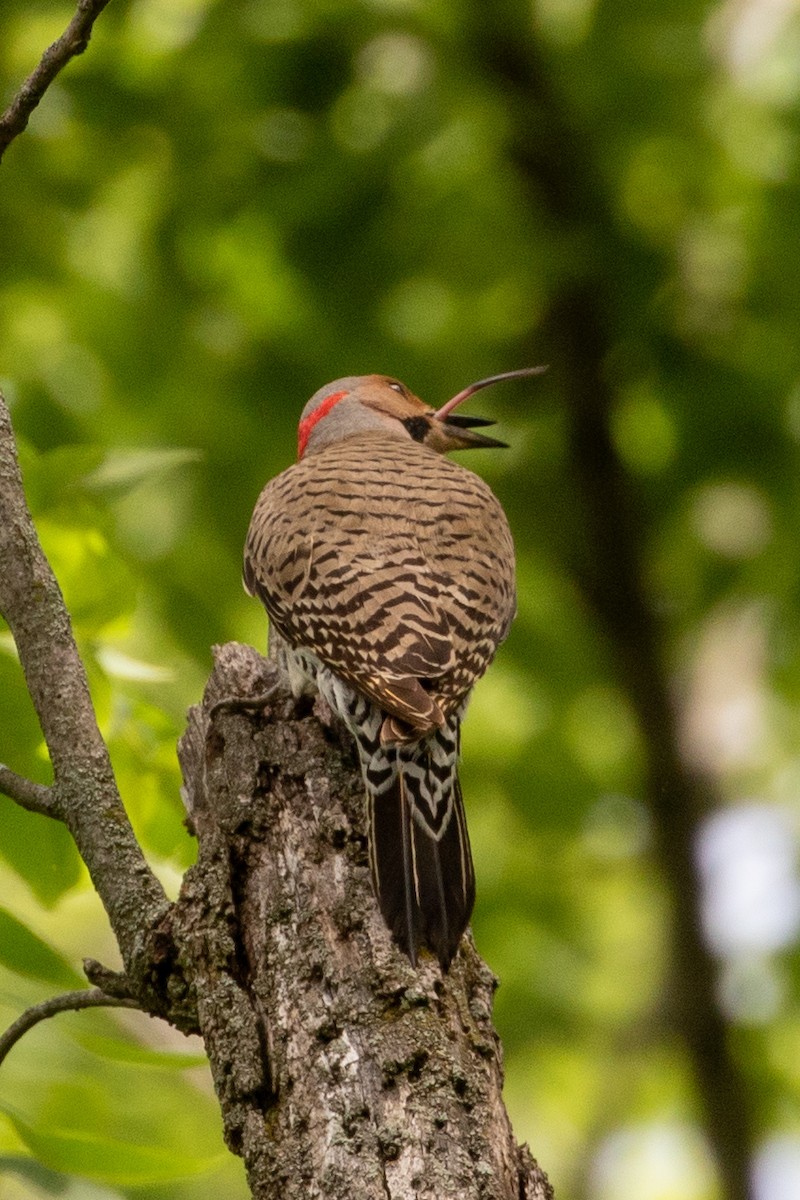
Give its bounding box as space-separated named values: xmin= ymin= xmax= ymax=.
xmin=717 ymin=951 xmax=785 ymax=1023
xmin=129 ymin=0 xmax=211 ymax=52
xmin=691 ymin=483 xmax=772 ymax=559
xmin=707 ymin=0 xmax=798 ymax=74
xmin=753 ymin=1135 xmax=800 ymax=1200
xmin=356 ymin=32 xmax=433 ymax=95
xmin=698 ymin=803 xmax=800 ymax=955
xmin=590 ymin=1122 xmax=716 ymax=1200
xmin=96 ymin=647 xmax=175 ymax=683
xmin=681 ymin=602 xmax=767 ymax=772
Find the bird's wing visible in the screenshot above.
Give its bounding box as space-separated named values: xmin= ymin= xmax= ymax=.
xmin=245 ymin=522 xmax=456 ymax=730
xmin=244 ymin=447 xmax=515 ymax=732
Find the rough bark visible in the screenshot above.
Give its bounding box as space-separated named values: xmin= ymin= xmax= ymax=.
xmin=176 ymin=641 xmax=552 ymax=1200
xmin=477 ymin=23 xmax=755 ymax=1200
xmin=461 ymin=11 xmax=756 ymax=1198
xmin=2 ymin=392 xmax=552 ymax=1200
xmin=0 ymin=394 xmax=173 ymax=989
xmin=0 ymin=10 xmax=553 ymax=1194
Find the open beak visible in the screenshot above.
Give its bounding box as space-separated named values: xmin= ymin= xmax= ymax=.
xmin=435 ymin=419 xmax=509 ymax=450
xmin=432 ymin=366 xmax=547 ymax=450
xmin=444 ymin=413 xmax=498 ymax=429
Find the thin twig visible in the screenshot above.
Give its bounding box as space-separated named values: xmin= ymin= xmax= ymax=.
xmin=0 ymin=764 xmax=57 ymax=817
xmin=83 ymin=957 xmax=137 ymax=997
xmin=0 ymin=0 xmax=114 ymax=163
xmin=0 ymin=988 xmax=140 ymax=1069
xmin=0 ymin=392 xmax=170 ymax=971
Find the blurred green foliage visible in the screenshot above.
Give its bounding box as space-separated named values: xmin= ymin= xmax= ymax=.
xmin=2 ymin=0 xmax=800 ymax=1198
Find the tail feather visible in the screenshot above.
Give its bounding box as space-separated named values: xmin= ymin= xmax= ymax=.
xmin=368 ymin=763 xmax=475 ymax=970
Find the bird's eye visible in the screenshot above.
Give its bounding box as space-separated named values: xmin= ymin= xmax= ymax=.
xmin=389 ymin=381 xmax=405 ymax=395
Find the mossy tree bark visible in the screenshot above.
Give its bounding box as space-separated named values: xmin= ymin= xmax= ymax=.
xmin=2 ymin=392 xmax=552 ymax=1198
xmin=176 ymin=641 xmax=552 ymax=1200
xmin=0 ymin=7 xmax=553 ymax=1192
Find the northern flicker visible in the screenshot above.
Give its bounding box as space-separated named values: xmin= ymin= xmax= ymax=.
xmin=244 ymin=369 xmax=540 ymax=969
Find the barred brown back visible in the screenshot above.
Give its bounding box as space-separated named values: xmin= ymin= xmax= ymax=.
xmin=245 ymin=419 xmax=516 ymax=968
xmin=244 ymin=432 xmax=516 ymax=735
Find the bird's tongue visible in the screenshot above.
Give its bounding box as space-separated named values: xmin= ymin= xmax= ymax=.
xmin=434 ymin=366 xmax=548 ymax=423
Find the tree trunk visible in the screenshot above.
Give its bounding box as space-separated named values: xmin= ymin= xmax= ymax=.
xmin=176 ymin=641 xmax=552 ymax=1200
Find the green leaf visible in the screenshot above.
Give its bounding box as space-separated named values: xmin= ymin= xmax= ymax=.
xmin=0 ymin=908 xmax=83 ymax=988
xmin=0 ymin=794 xmax=82 ymax=907
xmin=83 ymin=448 xmax=203 ymax=493
xmin=0 ymin=1156 xmax=67 ymax=1196
xmin=3 ymin=1113 xmax=226 ymax=1186
xmin=18 ymin=444 xmax=106 ymax=515
xmin=36 ymin=520 xmax=138 ymax=634
xmin=0 ymin=1111 xmax=31 ymax=1156
xmin=73 ymin=1031 xmax=208 ymax=1069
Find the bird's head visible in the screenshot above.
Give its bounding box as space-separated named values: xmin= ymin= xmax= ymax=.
xmin=296 ymin=368 xmax=546 ymax=459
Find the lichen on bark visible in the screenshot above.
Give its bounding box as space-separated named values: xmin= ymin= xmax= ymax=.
xmin=176 ymin=641 xmax=552 ymax=1200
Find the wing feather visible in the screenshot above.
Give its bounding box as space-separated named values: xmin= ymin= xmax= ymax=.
xmin=244 ymin=437 xmax=515 ymax=731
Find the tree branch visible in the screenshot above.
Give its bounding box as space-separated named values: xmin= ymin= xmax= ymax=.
xmin=0 ymin=392 xmax=171 ymax=981
xmin=0 ymin=764 xmax=57 ymax=817
xmin=0 ymin=11 xmax=553 ymax=1193
xmin=0 ymin=0 xmax=113 ymax=163
xmin=0 ymin=988 xmax=140 ymax=1069
xmin=174 ymin=641 xmax=553 ymax=1200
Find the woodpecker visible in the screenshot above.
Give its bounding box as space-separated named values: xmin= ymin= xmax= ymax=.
xmin=244 ymin=369 xmax=542 ymax=969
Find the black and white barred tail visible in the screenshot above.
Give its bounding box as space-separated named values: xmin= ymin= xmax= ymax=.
xmin=357 ymin=705 xmax=475 ymax=970
xmin=366 ymin=756 xmax=475 ymax=970
xmin=283 ymin=640 xmax=475 ymax=969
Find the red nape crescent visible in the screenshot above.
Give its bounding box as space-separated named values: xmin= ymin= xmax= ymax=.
xmin=298 ymin=389 xmax=348 ymax=458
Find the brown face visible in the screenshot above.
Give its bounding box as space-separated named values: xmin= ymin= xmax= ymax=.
xmin=358 ymin=375 xmax=508 ymax=452
xmin=357 ymin=375 xmax=430 ymax=419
